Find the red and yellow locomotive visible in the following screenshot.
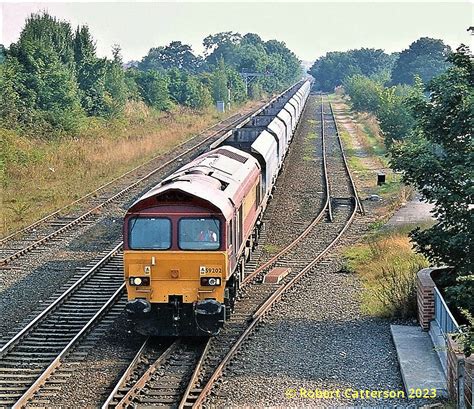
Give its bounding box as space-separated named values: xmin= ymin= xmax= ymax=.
xmin=124 ymin=147 xmax=262 ymax=335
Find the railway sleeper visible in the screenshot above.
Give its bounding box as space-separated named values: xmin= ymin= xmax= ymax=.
xmin=0 ymin=368 xmax=43 ymax=373
xmin=0 ymin=373 xmax=42 ymax=379
xmin=5 ymin=353 xmax=59 ymax=360
xmin=29 ymin=325 xmax=87 ymax=331
xmin=13 ymin=343 xmax=70 ymax=349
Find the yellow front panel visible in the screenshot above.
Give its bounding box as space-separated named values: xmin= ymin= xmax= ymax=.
xmin=124 ymin=251 xmax=227 ymax=304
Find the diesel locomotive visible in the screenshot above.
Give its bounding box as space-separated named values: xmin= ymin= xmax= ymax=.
xmin=123 ymin=80 xmax=311 ymax=336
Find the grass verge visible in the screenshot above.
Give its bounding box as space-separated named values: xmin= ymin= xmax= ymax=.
xmin=333 ymin=96 xmax=412 ymax=218
xmin=343 ymin=226 xmax=429 ymax=318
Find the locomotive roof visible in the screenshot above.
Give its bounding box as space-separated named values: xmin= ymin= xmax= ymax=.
xmin=129 ymin=146 xmax=261 ymax=219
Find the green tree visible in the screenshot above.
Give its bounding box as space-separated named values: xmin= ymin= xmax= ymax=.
xmin=73 ymin=26 xmax=108 ymax=116
xmin=181 ymin=76 xmax=212 ymax=109
xmin=111 ymin=44 xmax=123 ymax=65
xmin=226 ymin=68 xmax=247 ymax=103
xmin=7 ymin=14 xmax=85 ymax=134
xmin=391 ymin=37 xmax=452 ymax=85
xmin=203 ymin=32 xmax=301 ymax=94
xmin=104 ymin=57 xmax=128 ymax=116
xmin=343 ymin=76 xmax=417 ymax=147
xmin=0 ymin=57 xmax=31 ymax=128
xmin=309 ymin=48 xmax=393 ymax=91
xmin=263 ymin=39 xmax=302 ymax=92
xmin=211 ymin=58 xmax=228 ymax=103
xmin=343 ymin=74 xmax=384 ymax=113
xmin=351 ymin=48 xmax=395 ymax=77
xmin=166 ymin=69 xmax=211 ymax=109
xmin=203 ymin=31 xmax=242 ymax=66
xmin=238 ymin=43 xmax=268 ymax=74
xmin=241 ymin=33 xmax=263 ymax=47
xmin=18 ymin=12 xmax=75 ymax=69
xmin=140 ymin=41 xmax=204 ymax=73
xmin=390 ymin=45 xmax=473 ymax=286
xmin=132 ymin=69 xmax=171 ymax=111
xmin=0 ymin=45 xmax=6 ymax=64
xmin=377 ymin=84 xmax=417 ymax=146
xmin=309 ymin=51 xmax=360 ymax=91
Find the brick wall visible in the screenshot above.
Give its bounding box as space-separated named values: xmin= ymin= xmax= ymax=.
xmin=447 ymin=336 xmax=474 ymax=408
xmin=416 ymin=268 xmax=436 ymax=331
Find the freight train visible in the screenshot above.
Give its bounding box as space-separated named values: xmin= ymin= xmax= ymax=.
xmin=123 ymin=80 xmax=311 ymax=336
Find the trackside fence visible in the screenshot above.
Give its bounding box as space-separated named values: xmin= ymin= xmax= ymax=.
xmin=434 ymin=286 xmax=461 ymax=339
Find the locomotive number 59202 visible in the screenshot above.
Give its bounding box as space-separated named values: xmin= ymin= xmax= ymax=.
xmin=199 ymin=266 xmax=222 ymax=275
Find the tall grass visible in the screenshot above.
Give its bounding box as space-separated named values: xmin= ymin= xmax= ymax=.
xmin=1 ymin=100 xmax=257 ymax=235
xmin=343 ymin=229 xmax=429 ymax=318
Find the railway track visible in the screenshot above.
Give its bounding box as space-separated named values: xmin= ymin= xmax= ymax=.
xmin=0 ymin=103 xmax=270 ymax=267
xmin=102 ymin=338 xmax=210 ymax=408
xmin=98 ymin=94 xmax=363 ymax=409
xmin=0 ymin=243 xmax=126 ymax=408
xmin=185 ymin=95 xmax=362 ymax=407
xmin=0 ymin=84 xmax=310 ymax=408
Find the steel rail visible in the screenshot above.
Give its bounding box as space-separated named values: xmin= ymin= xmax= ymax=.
xmin=100 ymin=337 xmax=151 ymax=409
xmin=178 ymin=338 xmax=212 ymax=409
xmin=0 ymin=241 xmax=123 ymax=356
xmin=321 ymin=95 xmax=333 ymax=222
xmin=113 ymin=340 xmax=181 ymax=409
xmin=328 ymin=101 xmax=365 ymax=214
xmin=12 ymin=283 xmax=126 ymax=408
xmin=194 ymin=206 xmax=358 ymax=407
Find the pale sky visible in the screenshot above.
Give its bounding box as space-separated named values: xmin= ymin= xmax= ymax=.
xmin=1 ymin=2 xmax=472 ymax=62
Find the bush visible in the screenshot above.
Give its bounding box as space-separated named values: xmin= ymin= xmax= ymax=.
xmin=454 ymin=309 xmax=473 ymax=357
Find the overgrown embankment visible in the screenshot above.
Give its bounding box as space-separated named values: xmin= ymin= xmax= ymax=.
xmin=343 ymin=226 xmax=429 ymax=318
xmin=1 ymin=100 xmax=257 ymax=235
xmin=331 ymin=95 xmax=411 ymax=219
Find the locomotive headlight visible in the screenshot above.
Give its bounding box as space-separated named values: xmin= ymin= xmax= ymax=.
xmin=208 ymin=278 xmax=217 ymax=286
xmin=133 ymin=277 xmax=142 ymax=286
xmin=129 ymin=277 xmax=150 ymax=286
xmin=200 ymin=277 xmax=221 ymax=286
